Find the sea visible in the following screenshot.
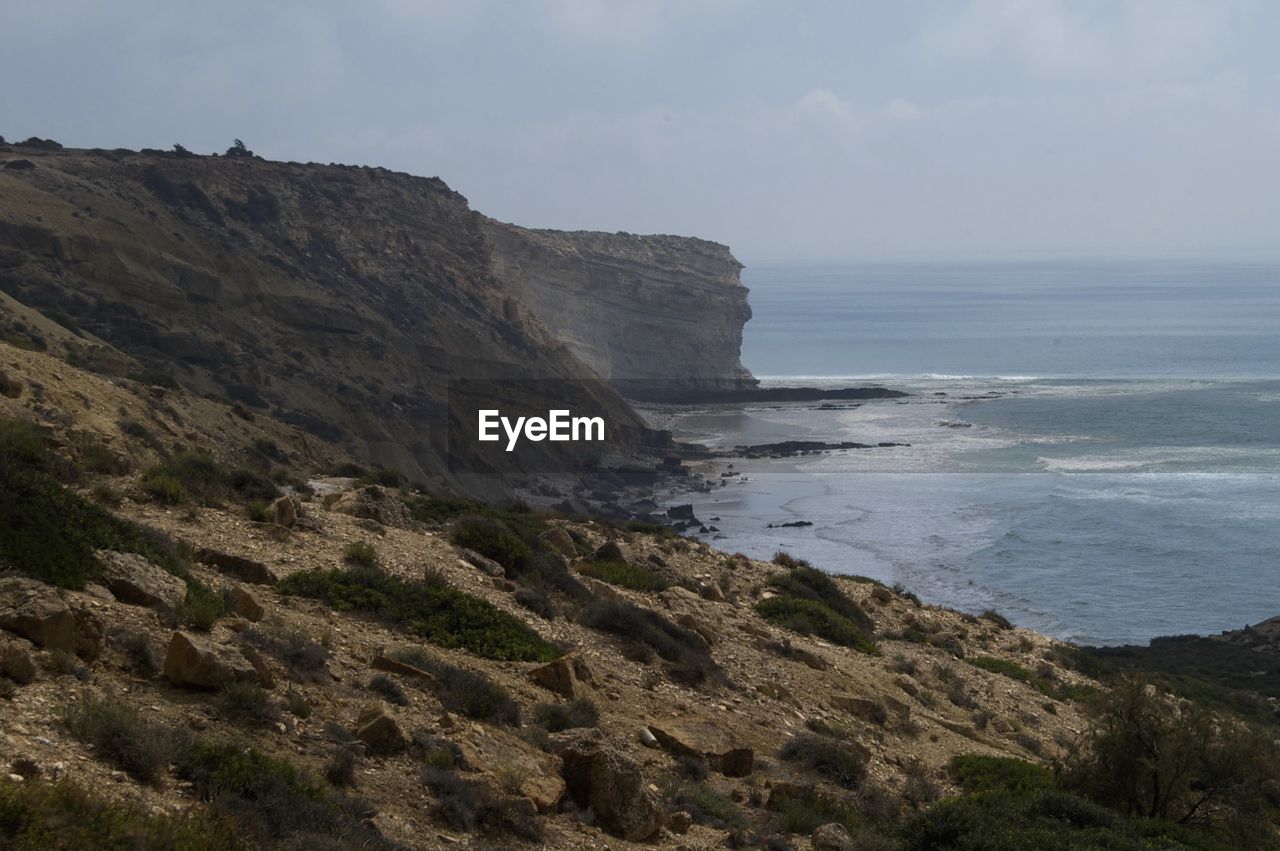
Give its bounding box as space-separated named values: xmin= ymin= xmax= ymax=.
xmin=652 ymin=259 xmax=1280 ymax=646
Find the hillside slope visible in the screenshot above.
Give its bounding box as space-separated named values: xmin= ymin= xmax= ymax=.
xmin=0 ymin=145 xmax=663 ymax=494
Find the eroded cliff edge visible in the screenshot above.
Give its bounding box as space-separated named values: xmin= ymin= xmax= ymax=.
xmin=483 ymin=220 xmax=757 ymax=401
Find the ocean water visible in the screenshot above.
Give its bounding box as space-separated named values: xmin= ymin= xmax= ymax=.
xmin=657 ymin=260 xmax=1280 ymax=646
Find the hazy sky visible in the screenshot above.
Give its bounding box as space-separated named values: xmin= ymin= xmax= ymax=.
xmin=3 ymin=1 xmax=1279 ymax=263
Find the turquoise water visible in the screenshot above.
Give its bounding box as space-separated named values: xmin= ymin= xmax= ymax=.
xmin=663 ymin=260 xmax=1280 ymax=645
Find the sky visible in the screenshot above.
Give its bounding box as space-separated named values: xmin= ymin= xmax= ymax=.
xmin=2 ymin=0 xmax=1279 ymax=264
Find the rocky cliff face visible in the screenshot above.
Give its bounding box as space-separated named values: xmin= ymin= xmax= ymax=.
xmin=0 ymin=146 xmax=662 ymax=493
xmin=483 ymin=221 xmax=756 ymax=401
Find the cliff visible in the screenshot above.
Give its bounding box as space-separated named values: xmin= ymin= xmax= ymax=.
xmin=483 ymin=221 xmax=757 ymax=401
xmin=0 ymin=145 xmax=662 ymax=493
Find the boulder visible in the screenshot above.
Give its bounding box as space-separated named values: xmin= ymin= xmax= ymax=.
xmin=162 ymin=631 xmax=261 ymax=689
xmin=95 ymin=550 xmax=186 ymax=610
xmin=669 ymin=811 xmax=693 ymax=834
xmin=271 ymin=496 xmax=298 ymax=527
xmin=592 ymin=541 xmax=625 ymax=563
xmin=0 ymin=635 xmax=36 ymax=684
xmin=832 ymin=695 xmax=887 ymax=725
xmin=539 ymin=527 xmax=577 ymax=558
xmin=0 ymin=578 xmax=75 ymax=652
xmin=812 ymin=822 xmax=856 ymax=851
xmin=458 ymin=549 xmax=505 ymax=577
xmin=194 ymin=549 xmax=276 ymax=585
xmin=648 ymin=717 xmax=754 ymax=777
xmin=355 ymin=703 xmax=406 ymax=755
xmin=224 ymin=585 xmax=264 ymax=622
xmin=331 ymin=486 xmax=411 ymax=529
xmin=528 ymin=655 xmax=580 ymax=698
xmin=460 ymin=726 xmax=565 ymax=812
xmin=72 ymin=608 xmax=104 ymax=662
xmin=371 ymin=654 xmax=438 ymax=687
xmin=555 ymin=733 xmax=661 ymax=840
xmin=870 ymin=586 xmax=893 ymax=603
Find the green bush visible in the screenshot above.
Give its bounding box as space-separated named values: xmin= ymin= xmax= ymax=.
xmin=949 ymin=755 xmax=1054 ymax=794
xmin=342 ymin=540 xmax=379 ymax=568
xmin=142 ymin=451 xmax=278 ymax=506
xmin=417 ymin=660 xmax=520 ymax=725
xmin=241 ymin=620 xmax=331 ymax=683
xmin=64 ymin=694 xmax=188 ymax=786
xmin=577 ymin=560 xmax=668 ymax=592
xmin=449 ymin=514 xmax=532 ymax=574
xmin=661 ymin=778 xmax=746 ymax=828
xmin=578 ymin=599 xmax=720 ymax=685
xmin=175 ymin=742 xmax=395 ymax=848
xmin=779 ymin=732 xmax=868 ymax=789
xmin=0 ymin=777 xmax=244 ymax=850
xmin=220 ymin=682 xmax=279 ymax=726
xmin=0 ymin=467 xmax=183 ymax=589
xmin=279 ymin=568 xmax=559 ymax=662
xmin=767 ymin=564 xmax=876 ymax=634
xmin=767 ymin=787 xmax=862 ymax=836
xmin=756 ymin=597 xmax=877 ymax=655
xmin=180 ymin=579 xmax=227 ymax=631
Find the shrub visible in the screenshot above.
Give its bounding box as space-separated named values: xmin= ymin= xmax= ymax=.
xmin=1065 ymin=675 xmax=1280 ymax=833
xmin=756 ymin=597 xmax=877 ymax=655
xmin=768 ymin=786 xmax=862 ymax=836
xmin=342 ymin=540 xmax=379 ymax=568
xmin=64 ymin=694 xmax=187 ymax=785
xmin=220 ymin=682 xmax=279 ymax=726
xmin=285 ymin=690 xmax=311 ymax=719
xmin=768 ymin=564 xmax=875 ymax=632
xmin=449 ymin=515 xmax=532 ymax=574
xmin=531 ymin=698 xmax=599 ymax=732
xmin=420 ymin=767 xmax=543 ymax=839
xmin=279 ymin=568 xmax=559 ymax=662
xmin=0 ymin=466 xmax=184 ymax=588
xmin=951 ymin=754 xmax=1054 ymax=794
xmin=241 ymin=620 xmax=331 ymax=683
xmin=779 ymin=732 xmax=868 ymax=789
xmin=578 ymin=599 xmax=720 ymax=685
xmin=577 ymin=560 xmax=669 ymax=592
xmin=514 ymin=585 xmax=558 ymax=619
xmin=142 ymin=452 xmax=277 ymax=506
xmin=661 ymin=778 xmax=746 ymax=828
xmin=0 ymin=777 xmax=244 ymax=850
xmin=415 ymin=659 xmax=520 ymax=725
xmin=368 ymin=674 xmax=409 ymax=706
xmin=176 ymin=742 xmax=393 ymax=848
xmin=180 ymin=579 xmax=227 ymax=631
xmin=0 ymin=369 xmax=21 ymax=398
xmin=325 ymin=746 xmax=358 ymax=788
xmin=980 ymin=609 xmax=1014 ymax=629
xmin=76 ymin=439 xmax=131 ymax=475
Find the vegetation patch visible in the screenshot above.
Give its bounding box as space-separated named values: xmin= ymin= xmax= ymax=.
xmin=578 ymin=599 xmax=720 ymax=685
xmin=279 ymin=568 xmax=560 ymax=662
xmin=531 ymin=698 xmax=599 ymax=732
xmin=949 ymin=754 xmax=1054 ymax=795
xmin=661 ymin=778 xmax=746 ymax=829
xmin=756 ymin=597 xmax=878 ymax=655
xmin=967 ymin=655 xmax=1094 ymax=702
xmin=779 ymin=732 xmax=868 ymax=789
xmin=756 ymin=561 xmax=878 ymax=654
xmin=64 ymin=693 xmax=188 ymax=786
xmin=0 ymin=777 xmax=244 ymax=850
xmin=176 ymin=742 xmax=395 ymax=849
xmin=577 ymin=559 xmax=668 ymax=591
xmin=767 ymin=787 xmax=863 ymax=837
xmin=400 ymin=654 xmax=521 ymax=725
xmin=142 ymin=451 xmax=277 ymax=506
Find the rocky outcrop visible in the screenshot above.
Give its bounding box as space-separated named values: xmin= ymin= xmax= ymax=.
xmin=483 ymin=221 xmax=756 ymax=401
xmin=554 ymin=731 xmax=663 ymax=840
xmin=95 ymin=550 xmax=187 ymax=611
xmin=0 ymin=577 xmax=76 ymax=652
xmin=162 ymin=630 xmax=262 ymax=689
